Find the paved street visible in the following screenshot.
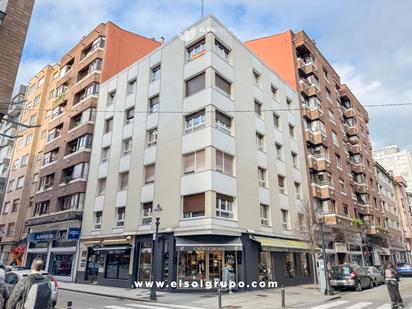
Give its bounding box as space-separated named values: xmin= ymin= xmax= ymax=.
xmin=56 ymin=278 xmax=412 ymax=309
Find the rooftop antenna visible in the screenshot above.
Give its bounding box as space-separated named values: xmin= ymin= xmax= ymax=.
xmin=201 ymin=0 xmax=204 ymax=18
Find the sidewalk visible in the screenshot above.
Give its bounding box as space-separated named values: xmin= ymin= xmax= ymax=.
xmin=58 ymin=282 xmax=342 ymax=308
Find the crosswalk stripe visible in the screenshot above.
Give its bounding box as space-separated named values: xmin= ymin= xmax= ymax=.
xmin=344 ymin=302 xmax=373 ymax=309
xmin=375 ymin=305 xmax=391 ymax=309
xmin=308 ymin=300 xmax=349 ymax=309
xmin=126 ymin=303 xmax=207 ymax=309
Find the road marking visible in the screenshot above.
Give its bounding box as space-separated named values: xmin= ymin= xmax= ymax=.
xmin=127 ymin=304 xmax=208 ymax=309
xmin=344 ymin=302 xmax=373 ymax=309
xmin=375 ymin=305 xmax=391 ymax=309
xmin=308 ymin=300 xmax=349 ymax=309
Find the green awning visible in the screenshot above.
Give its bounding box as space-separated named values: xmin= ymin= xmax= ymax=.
xmin=253 ymin=236 xmax=312 ymax=252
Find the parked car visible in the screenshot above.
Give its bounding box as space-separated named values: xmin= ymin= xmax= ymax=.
xmin=330 ymin=264 xmax=373 ymax=291
xmin=396 ymin=263 xmax=412 ymax=277
xmin=4 ymin=270 xmax=58 ymax=307
xmin=362 ymin=266 xmax=385 ymax=286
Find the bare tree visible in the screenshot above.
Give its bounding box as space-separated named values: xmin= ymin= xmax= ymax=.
xmin=295 ymin=200 xmax=320 ymax=289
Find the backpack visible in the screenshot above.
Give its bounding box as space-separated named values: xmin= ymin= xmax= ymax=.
xmin=23 ymin=279 xmax=51 ymax=309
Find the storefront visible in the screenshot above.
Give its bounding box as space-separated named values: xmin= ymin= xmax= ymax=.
xmin=26 ymin=227 xmax=80 ymax=282
xmin=77 ymin=237 xmax=134 ymax=288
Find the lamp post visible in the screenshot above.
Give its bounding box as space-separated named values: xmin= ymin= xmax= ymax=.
xmin=315 ymin=207 xmax=332 ymax=296
xmin=149 ymin=204 xmax=163 ymax=301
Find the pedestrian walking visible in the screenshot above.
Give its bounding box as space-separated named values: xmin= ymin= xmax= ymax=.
xmin=384 ymin=262 xmax=404 ymax=309
xmin=0 ymin=269 xmax=10 ymax=309
xmin=222 ymin=263 xmax=233 ymax=294
xmin=7 ymin=258 xmax=52 ymax=309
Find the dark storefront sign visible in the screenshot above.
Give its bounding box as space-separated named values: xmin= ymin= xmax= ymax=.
xmin=28 ymin=230 xmax=58 ymax=243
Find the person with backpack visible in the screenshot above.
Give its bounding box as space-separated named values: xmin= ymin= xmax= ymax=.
xmin=384 ymin=262 xmax=404 ymax=309
xmin=7 ymin=258 xmax=52 ymax=309
xmin=0 ymin=269 xmax=10 ymax=308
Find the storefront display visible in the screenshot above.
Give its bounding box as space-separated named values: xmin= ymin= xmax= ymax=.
xmin=283 ymin=252 xmax=296 ymax=278
xmin=138 ymin=242 xmax=152 ymax=282
xmin=104 ymin=249 xmax=130 ymax=280
xmin=49 ymin=253 xmax=73 ymax=276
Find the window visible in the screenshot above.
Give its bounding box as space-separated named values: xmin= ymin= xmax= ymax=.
xmin=336 ymin=154 xmax=342 ymax=169
xmin=144 ymin=164 xmax=155 ymax=183
xmin=104 ymin=117 xmax=113 ymax=133
xmin=284 ymin=252 xmax=296 ymax=278
xmin=286 ymin=97 xmax=293 ymax=109
xmin=37 ymin=174 xmax=54 ymax=191
xmin=278 ymin=175 xmax=286 ymax=194
xmin=33 ymin=96 xmax=40 ymax=106
xmin=215 ymin=39 xmax=229 ymax=60
xmin=339 ymin=179 xmax=346 ymax=193
xmin=7 ymin=180 xmax=14 ymax=192
xmin=29 ymin=115 xmax=36 ymax=125
xmin=258 ymin=167 xmax=267 ymax=187
xmin=216 ymin=150 xmax=233 ymax=176
xmin=93 ymin=211 xmax=102 ymax=230
xmin=151 ymin=65 xmax=161 ymax=81
xmin=271 ymin=85 xmax=278 ymax=100
xmin=215 ymin=73 xmax=231 ymax=96
xmin=149 ymin=95 xmax=159 ymax=113
xmin=323 ymin=67 xmax=329 ymax=80
xmin=6 ymin=223 xmax=15 ymax=237
xmin=281 ymin=209 xmax=289 ymax=230
xmin=104 ymin=249 xmax=130 ymax=280
xmin=185 ymin=72 xmax=205 ymax=97
xmin=33 ymin=201 xmax=49 ymax=217
xmin=2 ymin=202 xmax=10 ymax=214
xmin=183 ymin=150 xmax=206 ymax=174
xmin=12 ymin=159 xmax=19 ymax=170
xmin=260 ymin=204 xmax=269 ymax=225
xmin=253 ymin=70 xmax=261 ymax=86
xmin=275 ymin=143 xmax=283 ymax=161
xmin=301 ymin=253 xmax=310 ymax=277
xmin=41 ymin=130 xmax=46 ymax=140
xmin=273 ymin=113 xmax=280 ymax=129
xmin=183 ymin=193 xmax=205 ymax=218
xmin=294 ymin=182 xmax=301 ymax=199
xmin=16 ymin=176 xmax=24 ymax=189
xmin=125 ymin=107 xmax=134 ymax=124
xmin=291 ymin=152 xmax=298 ymax=168
xmin=326 ymin=88 xmax=332 ymax=101
xmin=254 ymin=100 xmax=262 ymax=117
xmin=289 ymin=124 xmax=295 ymax=138
xmin=101 ymin=147 xmax=110 ymax=162
xmin=256 ymin=132 xmax=264 ymax=151
xmin=25 ymin=133 xmax=33 ymax=145
xmin=147 ymin=128 xmax=158 ymax=147
xmin=67 ymin=134 xmax=92 ymax=154
xmin=18 ymin=139 xmax=23 ymax=149
xmin=215 ymin=110 xmax=232 ymax=134
xmin=116 ymin=207 xmax=125 ymax=227
xmin=37 ymin=77 xmax=44 ymax=88
xmin=332 ymin=131 xmax=338 ymax=146
xmin=21 ymin=154 xmax=29 ymax=167
xmin=187 ymin=38 xmax=206 ymax=61
xmin=98 ymin=178 xmax=106 ymax=195
xmin=61 ymin=163 xmax=89 ymax=183
xmin=127 ymin=79 xmax=137 ymax=95
xmin=119 ymin=172 xmax=129 ymax=191
xmin=343 ymin=205 xmax=349 ymax=216
xmin=122 ymin=139 xmax=132 ymax=156
xmin=12 ymin=199 xmax=19 ymax=212
xmin=328 ymin=109 xmax=335 ymax=123
xmin=74 ymin=82 xmax=99 ymax=104
xmin=216 ymin=194 xmax=234 ymax=219
xmin=185 ymin=110 xmax=205 ymax=133
xmin=142 ymin=202 xmax=153 ymax=225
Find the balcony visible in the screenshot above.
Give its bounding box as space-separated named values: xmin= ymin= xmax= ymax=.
xmin=299 ymin=79 xmax=320 ymax=97
xmin=311 ymin=181 xmax=335 ymax=199
xmin=354 ymin=182 xmax=368 ymax=194
xmin=344 ymin=108 xmax=355 ymax=118
xmin=302 ymin=104 xmax=324 ymax=121
xmin=297 ymin=57 xmax=318 ymax=75
xmin=348 ymin=135 xmax=360 ymax=145
xmin=347 ymin=143 xmax=361 ymax=154
xmin=367 ymin=225 xmax=388 ymax=238
xmin=351 ymin=161 xmax=366 ymax=173
xmin=346 ymin=126 xmax=359 ymax=136
xmin=305 ymin=129 xmax=328 ymax=146
xmin=307 ymin=154 xmax=331 ymax=171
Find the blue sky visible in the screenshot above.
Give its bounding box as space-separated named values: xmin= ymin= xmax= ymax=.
xmin=16 ymin=0 xmax=412 ymax=151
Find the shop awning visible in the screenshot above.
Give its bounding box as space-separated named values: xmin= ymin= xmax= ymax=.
xmin=252 ymin=236 xmax=312 ymax=252
xmin=93 ymin=246 xmax=131 ymax=252
xmin=175 ymin=237 xmax=242 ymax=251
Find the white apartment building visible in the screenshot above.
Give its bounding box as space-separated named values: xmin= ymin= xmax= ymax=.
xmin=77 ymin=16 xmax=312 ymax=289
xmin=374 ymin=146 xmax=412 ymax=193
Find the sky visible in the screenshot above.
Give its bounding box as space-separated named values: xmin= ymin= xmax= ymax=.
xmin=15 ymin=0 xmax=412 ymax=152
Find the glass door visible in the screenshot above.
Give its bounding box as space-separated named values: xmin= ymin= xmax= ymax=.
xmin=138 ymin=241 xmax=152 ymax=282
xmin=85 ymin=248 xmax=98 ymax=282
xmin=208 ymin=252 xmax=222 ymax=284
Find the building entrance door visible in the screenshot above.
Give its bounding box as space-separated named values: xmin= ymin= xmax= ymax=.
xmin=138 ymin=241 xmax=152 ymax=282
xmin=85 ymin=248 xmax=98 ymax=283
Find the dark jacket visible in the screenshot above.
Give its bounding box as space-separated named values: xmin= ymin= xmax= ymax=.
xmin=0 ymin=281 xmax=9 ymax=309
xmin=6 ymin=273 xmax=51 ymax=309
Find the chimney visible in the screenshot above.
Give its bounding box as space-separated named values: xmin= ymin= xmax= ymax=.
xmin=161 ymin=37 xmax=165 ymax=44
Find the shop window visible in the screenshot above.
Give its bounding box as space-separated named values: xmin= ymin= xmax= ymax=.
xmin=301 ymin=253 xmax=310 ymax=277
xmin=105 ymin=249 xmax=130 ymax=280
xmin=185 ymin=72 xmax=205 ymax=97
xmin=284 ymin=252 xmax=296 ymax=278
xmin=183 ymin=193 xmax=205 ymax=218
xmin=216 ymin=194 xmax=234 ymax=219
xmin=49 ymin=253 xmax=73 ymax=277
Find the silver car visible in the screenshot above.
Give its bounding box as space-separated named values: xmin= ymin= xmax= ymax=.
xmin=362 ymin=266 xmax=385 ymax=286
xmin=4 ymin=270 xmax=58 ymax=307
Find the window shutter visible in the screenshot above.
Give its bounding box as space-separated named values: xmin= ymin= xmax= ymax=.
xmin=196 ymin=150 xmax=206 ymax=171
xmin=183 ymin=193 xmax=205 ymax=214
xmin=186 ymin=73 xmax=205 ymax=96
xmin=216 ymin=111 xmax=231 ymax=127
xmin=184 ymin=153 xmax=195 ymax=174
xmin=215 ymin=74 xmax=231 ymax=95
xmin=216 ymin=150 xmax=223 ymax=172
xmin=224 ymin=153 xmax=233 ymax=176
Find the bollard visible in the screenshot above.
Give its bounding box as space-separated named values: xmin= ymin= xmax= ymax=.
xmin=281 ymin=285 xmax=285 ymax=308
xmin=67 ymin=301 xmax=72 ymax=309
xmin=217 ymin=287 xmax=222 ymax=308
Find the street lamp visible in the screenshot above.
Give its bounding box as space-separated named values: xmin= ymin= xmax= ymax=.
xmin=315 ymin=207 xmax=332 ymax=295
xmin=150 ymin=204 xmax=163 ymax=301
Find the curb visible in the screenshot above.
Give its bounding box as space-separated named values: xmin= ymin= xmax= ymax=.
xmin=59 ymin=287 xmax=152 ymax=303
xmin=325 ymin=295 xmax=342 ymax=302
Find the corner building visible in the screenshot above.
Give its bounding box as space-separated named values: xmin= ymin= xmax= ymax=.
xmin=78 ymin=16 xmax=313 ymax=289
xmin=246 ymin=31 xmax=387 ymax=265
